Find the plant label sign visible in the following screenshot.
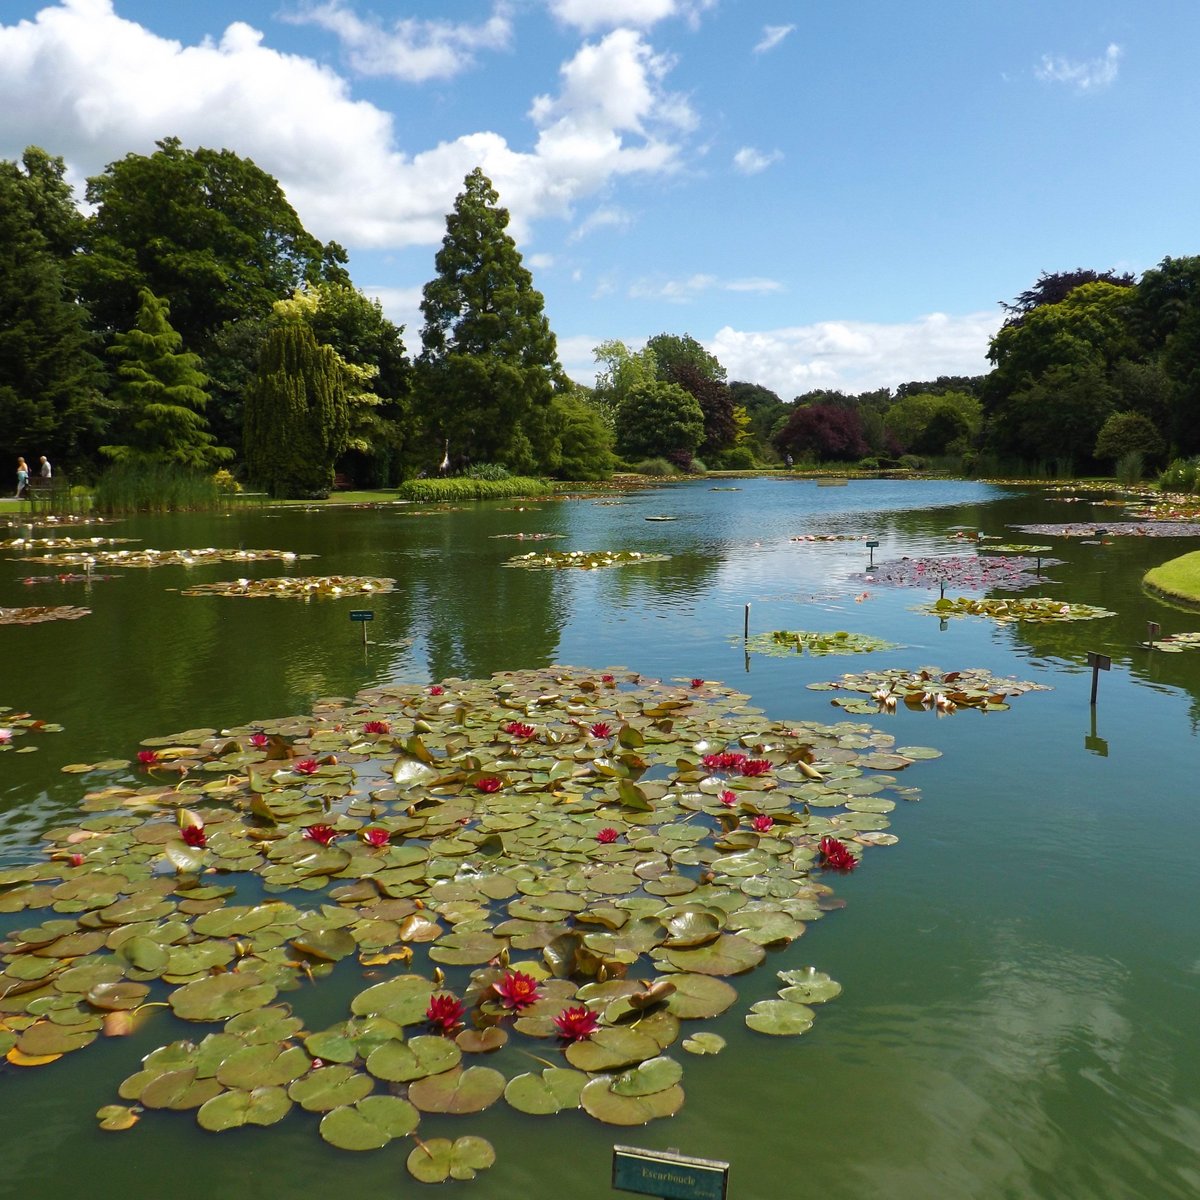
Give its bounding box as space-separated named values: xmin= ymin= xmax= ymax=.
xmin=612 ymin=1146 xmax=729 ymax=1200
xmin=865 ymin=540 xmax=880 ymax=549
xmin=349 ymin=610 xmax=374 ymax=622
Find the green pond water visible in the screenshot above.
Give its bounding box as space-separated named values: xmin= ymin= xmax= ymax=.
xmin=2 ymin=478 xmax=1198 ymax=1199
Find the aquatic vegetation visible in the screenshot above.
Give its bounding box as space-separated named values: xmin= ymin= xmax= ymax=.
xmin=488 ymin=533 xmax=565 ymax=541
xmin=504 ymin=550 xmax=670 ymax=570
xmin=0 ymin=667 xmax=939 ymax=1174
xmin=1146 ymin=632 xmax=1200 ymax=652
xmin=789 ymin=534 xmax=867 ymax=542
xmin=1013 ymin=521 xmax=1200 ymax=538
xmin=16 ymin=548 xmax=311 ymax=569
xmin=179 ymin=576 xmax=395 ymax=599
xmin=1 ymin=537 xmax=138 ymax=551
xmin=809 ymin=667 xmax=1051 ymax=715
xmin=856 ymin=555 xmax=1056 ymax=592
xmin=744 ymin=629 xmax=898 ymax=657
xmin=0 ymin=707 xmax=63 ymax=752
xmin=20 ymin=574 xmax=119 ymax=586
xmin=921 ymin=596 xmax=1115 ymax=623
xmin=0 ymin=604 xmax=91 ymax=625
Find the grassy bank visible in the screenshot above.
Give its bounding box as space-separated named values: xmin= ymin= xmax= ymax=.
xmin=1144 ymin=550 xmax=1200 ymax=609
xmin=396 ymin=477 xmax=555 ymax=502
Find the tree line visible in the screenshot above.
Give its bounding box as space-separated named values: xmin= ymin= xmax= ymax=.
xmin=3 ymin=138 xmax=1199 ymax=495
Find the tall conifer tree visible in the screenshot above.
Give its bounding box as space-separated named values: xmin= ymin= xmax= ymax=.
xmin=417 ymin=168 xmax=563 ymax=472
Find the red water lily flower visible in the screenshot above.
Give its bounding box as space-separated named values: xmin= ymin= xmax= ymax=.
xmin=720 ymin=790 xmax=737 ymax=807
xmin=302 ymin=824 xmax=338 ymax=846
xmin=293 ymin=758 xmax=320 ymax=775
xmin=248 ymin=732 xmax=269 ymax=749
xmin=492 ymin=971 xmax=541 ymax=1010
xmin=601 ymin=674 xmax=615 ymax=684
xmin=553 ymin=1005 xmax=599 ymax=1041
xmin=137 ymin=749 xmax=160 ymax=766
xmin=181 ymin=825 xmax=207 ymax=849
xmin=361 ymin=827 xmax=390 ymax=847
xmin=67 ymin=852 xmax=85 ymax=867
xmin=475 ymin=775 xmax=502 ymax=793
xmin=362 ymin=720 xmax=391 ymax=735
xmin=589 ymin=722 xmax=612 ymax=739
xmin=426 ymin=993 xmax=465 ymax=1033
xmin=503 ymin=721 xmax=536 ymax=739
xmin=750 ymin=814 xmax=775 ymax=833
xmin=596 ymin=827 xmax=620 ymax=844
xmin=819 ymin=836 xmax=858 ymax=872
xmin=702 ymin=751 xmax=747 ymax=772
xmin=428 ymin=685 xmax=444 ymax=696
xmin=690 ymin=678 xmax=705 ymax=688
xmin=740 ymin=759 xmax=772 ymax=777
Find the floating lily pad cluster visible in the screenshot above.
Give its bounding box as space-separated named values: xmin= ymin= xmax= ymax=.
xmin=1148 ymin=632 xmax=1200 ymax=652
xmin=488 ymin=534 xmax=566 ymax=541
xmin=789 ymin=534 xmax=866 ymax=542
xmin=856 ymin=555 xmax=1057 ymax=592
xmin=178 ymin=576 xmax=396 ymax=599
xmin=16 ymin=548 xmax=312 ymax=569
xmin=808 ymin=667 xmax=1050 ymax=715
xmin=18 ymin=573 xmax=119 ymax=586
xmin=0 ymin=707 xmax=63 ymax=752
xmin=505 ymin=550 xmax=670 ymax=570
xmin=1 ymin=537 xmax=138 ymax=551
xmin=0 ymin=605 xmax=91 ymax=626
xmin=0 ymin=667 xmax=938 ymax=1175
xmin=745 ymin=630 xmax=898 ymax=657
xmin=1012 ymin=522 xmax=1200 ymax=538
xmin=1126 ymin=502 xmax=1200 ymax=522
xmin=922 ymin=596 xmax=1114 ymax=623
xmin=980 ymin=544 xmax=1053 ymax=555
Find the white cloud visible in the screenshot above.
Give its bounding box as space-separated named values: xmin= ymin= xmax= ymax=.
xmin=707 ymin=312 xmax=1000 ymax=396
xmin=0 ymin=3 xmax=695 ymax=253
xmin=526 ymin=252 xmax=555 ymax=269
xmin=570 ymin=206 xmax=634 ymax=240
xmin=361 ymin=284 xmax=424 ymax=336
xmin=753 ymin=24 xmax=793 ymax=54
xmin=282 ymin=1 xmax=512 ymax=83
xmin=1035 ymin=43 xmax=1121 ymax=92
xmin=547 ymin=0 xmax=716 ymax=34
xmin=733 ymin=145 xmax=781 ymax=174
xmin=628 ymin=273 xmax=783 ymax=300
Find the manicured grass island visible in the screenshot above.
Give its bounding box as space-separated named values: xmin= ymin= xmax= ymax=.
xmin=1144 ymin=548 xmax=1200 ymax=608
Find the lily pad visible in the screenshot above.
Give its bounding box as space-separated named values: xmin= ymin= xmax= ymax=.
xmin=406 ymin=1136 xmax=496 ymax=1184
xmin=407 ymin=1065 xmax=507 ymax=1114
xmin=196 ymin=1086 xmax=293 ymax=1132
xmin=504 ymin=1067 xmax=588 ymax=1115
xmin=745 ymin=999 xmax=816 ymax=1036
xmin=579 ymin=1077 xmax=685 ymax=1125
xmin=319 ymin=1096 xmax=419 ymax=1151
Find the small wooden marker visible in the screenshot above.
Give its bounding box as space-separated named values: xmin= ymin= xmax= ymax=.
xmin=1146 ymin=621 xmax=1161 ymax=649
xmin=743 ymin=602 xmax=750 ymax=640
xmin=1086 ymin=651 xmax=1111 ymax=706
xmin=350 ymin=609 xmax=374 ymax=647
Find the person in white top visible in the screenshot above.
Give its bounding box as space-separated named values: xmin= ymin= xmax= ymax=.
xmin=38 ymin=456 xmax=51 ymax=479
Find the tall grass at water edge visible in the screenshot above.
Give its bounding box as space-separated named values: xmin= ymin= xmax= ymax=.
xmin=396 ymin=477 xmax=555 ymax=502
xmin=93 ymin=462 xmax=225 ymax=513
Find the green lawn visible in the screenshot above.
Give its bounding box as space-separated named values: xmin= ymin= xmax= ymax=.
xmin=1144 ymin=550 xmax=1200 ymax=607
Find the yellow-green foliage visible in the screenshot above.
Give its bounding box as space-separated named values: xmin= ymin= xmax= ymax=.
xmin=1144 ymin=550 xmax=1200 ymax=607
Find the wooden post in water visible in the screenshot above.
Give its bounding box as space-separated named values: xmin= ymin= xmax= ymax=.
xmin=1087 ymin=652 xmax=1111 ymax=706
xmin=743 ymin=603 xmax=750 ymax=640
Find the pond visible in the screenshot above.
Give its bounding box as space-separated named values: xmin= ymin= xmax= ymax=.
xmin=2 ymin=478 xmax=1198 ymax=1199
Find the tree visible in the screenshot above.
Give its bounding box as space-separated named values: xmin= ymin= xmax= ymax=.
xmin=244 ymin=315 xmax=349 ymax=497
xmin=885 ymin=390 xmax=981 ymax=455
xmin=773 ymin=403 xmax=869 ymax=462
xmin=1001 ymin=268 xmax=1136 ymax=327
xmin=551 ymin=392 xmax=616 ymax=480
xmin=645 ymin=333 xmax=726 ymax=383
xmin=0 ymin=155 xmax=106 ymax=470
xmin=592 ymin=339 xmax=658 ymax=431
xmin=104 ymin=289 xmax=229 ymax=469
xmin=645 ymin=333 xmax=734 ymax=457
xmin=78 ymin=138 xmax=348 ymax=350
xmin=1094 ymin=411 xmax=1166 ymax=467
xmin=615 ymin=380 xmax=704 ymax=463
xmin=416 ymin=168 xmax=563 ymax=472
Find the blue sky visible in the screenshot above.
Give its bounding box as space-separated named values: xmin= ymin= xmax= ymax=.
xmin=2 ymin=1 xmax=1197 ymax=398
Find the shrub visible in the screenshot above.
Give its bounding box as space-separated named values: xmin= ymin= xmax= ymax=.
xmin=1158 ymin=457 xmax=1200 ymax=493
xmin=633 ymin=458 xmax=676 ymax=476
xmin=212 ymin=469 xmax=241 ymax=493
xmin=1115 ymin=451 xmax=1144 ymax=486
xmin=464 ymin=463 xmax=511 ymax=481
xmin=688 ymin=458 xmax=708 ymax=475
xmin=715 ymin=446 xmax=758 ymax=470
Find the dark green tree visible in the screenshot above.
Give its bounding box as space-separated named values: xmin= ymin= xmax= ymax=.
xmin=417 ymin=168 xmax=563 ymax=472
xmin=1094 ymin=411 xmax=1166 ymax=467
xmin=645 ymin=333 xmax=726 ymax=383
xmin=615 ymin=380 xmax=704 ymax=462
xmin=104 ymin=289 xmax=229 ymax=469
xmin=78 ymin=138 xmax=348 ymax=350
xmin=0 ymin=155 xmax=106 ymax=471
xmin=646 ymin=333 xmax=733 ymax=457
xmin=550 ymin=392 xmax=616 ymax=480
xmin=244 ymin=316 xmax=349 ymax=497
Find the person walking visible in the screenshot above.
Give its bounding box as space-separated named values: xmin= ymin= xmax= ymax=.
xmin=15 ymin=457 xmax=29 ymax=498
xmin=38 ymin=455 xmax=51 ymax=481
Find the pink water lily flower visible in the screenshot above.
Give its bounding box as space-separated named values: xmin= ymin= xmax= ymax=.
xmin=601 ymin=674 xmax=615 ymax=684
xmin=0 ymin=729 xmax=12 ymax=745
xmin=720 ymin=790 xmax=737 ymax=807
xmin=428 ymin=685 xmax=444 ymax=696
xmin=475 ymin=775 xmax=502 ymax=793
xmin=690 ymin=678 xmax=705 ymax=688
xmin=589 ymin=722 xmax=612 ymax=739
xmin=302 ymin=824 xmax=338 ymax=846
xmin=553 ymin=1005 xmax=599 ymax=1041
xmin=362 ymin=720 xmax=391 ymax=735
xmin=426 ymin=993 xmax=465 ymax=1033
xmin=361 ymin=827 xmax=390 ymax=847
xmin=293 ymin=758 xmax=320 ymax=775
xmin=248 ymin=732 xmax=270 ymax=749
xmin=740 ymin=759 xmax=772 ymax=777
xmin=750 ymin=814 xmax=775 ymax=833
xmin=503 ymin=721 xmax=536 ymax=739
xmin=819 ymin=836 xmax=858 ymax=872
xmin=702 ymin=751 xmax=747 ymax=772
xmin=596 ymin=827 xmax=620 ymax=844
xmin=137 ymin=749 xmax=160 ymax=766
xmin=492 ymin=971 xmax=541 ymax=1010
